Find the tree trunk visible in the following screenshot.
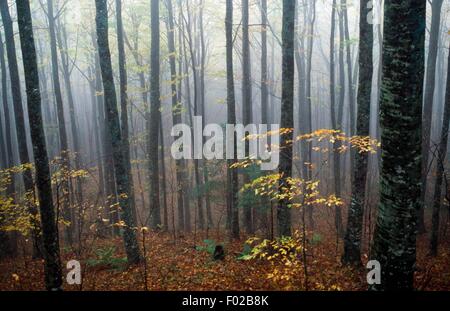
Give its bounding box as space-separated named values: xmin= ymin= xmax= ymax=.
xmin=198 ymin=0 xmax=213 ymax=229
xmin=242 ymin=0 xmax=254 ymax=234
xmin=334 ymin=3 xmax=345 ymax=237
xmin=159 ymin=117 xmax=169 ymax=230
xmin=420 ymin=0 xmax=444 ymax=234
xmin=304 ymin=0 xmax=316 ymax=228
xmin=55 ymin=19 xmax=83 ymax=207
xmin=429 ymin=40 xmax=450 ymax=257
xmin=16 ymin=0 xmax=62 ymax=290
xmin=278 ymin=0 xmax=296 ymax=237
xmin=0 ymin=28 xmax=14 ymax=259
xmin=370 ymin=0 xmax=425 ymax=290
xmin=0 ymin=0 xmax=41 ymax=258
xmin=342 ymin=0 xmax=373 ymax=265
xmin=165 ymin=0 xmax=186 ymax=232
xmin=95 ymin=0 xmax=141 ymax=264
xmin=181 ymin=0 xmax=204 ymax=231
xmin=226 ymin=0 xmax=240 ymax=240
xmin=116 ymin=0 xmax=137 ymax=224
xmin=47 ymin=0 xmax=72 ymax=245
xmin=149 ymin=0 xmax=162 ymax=230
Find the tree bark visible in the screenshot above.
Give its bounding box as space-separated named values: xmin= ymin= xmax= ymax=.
xmin=149 ymin=0 xmax=162 ymax=229
xmin=0 ymin=28 xmax=14 ymax=258
xmin=95 ymin=0 xmax=141 ymax=264
xmin=277 ymin=0 xmax=296 ymax=237
xmin=419 ymin=0 xmax=444 ymax=234
xmin=370 ymin=0 xmax=425 ymax=290
xmin=165 ymin=0 xmax=186 ymax=232
xmin=16 ymin=0 xmax=62 ymax=290
xmin=0 ymin=0 xmax=41 ymax=258
xmin=47 ymin=0 xmax=72 ymax=245
xmin=429 ymin=40 xmax=450 ymax=257
xmin=342 ymin=0 xmax=373 ymax=265
xmin=242 ymin=0 xmax=254 ymax=234
xmin=116 ymin=0 xmax=137 ymax=224
xmin=226 ymin=0 xmax=240 ymax=239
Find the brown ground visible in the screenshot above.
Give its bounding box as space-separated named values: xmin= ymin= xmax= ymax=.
xmin=1 ymin=226 xmax=449 ymax=291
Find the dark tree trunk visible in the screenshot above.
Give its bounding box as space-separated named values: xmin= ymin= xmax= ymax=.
xmin=277 ymin=0 xmax=296 ymax=237
xmin=181 ymin=0 xmax=204 ymax=231
xmin=95 ymin=0 xmax=141 ymax=264
xmin=0 ymin=28 xmax=14 ymax=259
xmin=370 ymin=0 xmax=425 ymax=291
xmin=55 ymin=19 xmax=83 ymax=208
xmin=334 ymin=3 xmax=345 ymax=237
xmin=87 ymin=66 xmax=105 ymax=204
xmin=159 ymin=117 xmax=169 ymax=230
xmin=420 ymin=0 xmax=444 ymax=234
xmin=16 ymin=0 xmax=62 ymax=290
xmin=429 ymin=41 xmax=450 ymax=257
xmin=225 ymin=0 xmax=239 ymax=240
xmin=0 ymin=0 xmax=41 ymax=258
xmin=149 ymin=0 xmax=162 ymax=229
xmin=198 ymin=0 xmax=213 ymax=229
xmin=304 ymin=0 xmax=316 ymax=228
xmin=242 ymin=0 xmax=254 ymax=234
xmin=165 ymin=0 xmax=186 ymax=232
xmin=116 ymin=0 xmax=137 ymax=224
xmin=92 ymin=34 xmax=118 ymax=233
xmin=258 ymin=0 xmax=271 ymax=233
xmin=261 ymin=0 xmax=268 ymax=134
xmin=47 ymin=0 xmax=72 ymax=245
xmin=329 ymin=0 xmax=343 ymax=238
xmin=0 ymin=30 xmax=13 ymax=184
xmin=342 ymin=0 xmax=373 ymax=265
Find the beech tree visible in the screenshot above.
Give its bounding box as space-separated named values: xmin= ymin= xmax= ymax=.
xmin=16 ymin=0 xmax=62 ymax=290
xmin=226 ymin=0 xmax=239 ymax=239
xmin=277 ymin=0 xmax=296 ymax=237
xmin=95 ymin=0 xmax=141 ymax=264
xmin=0 ymin=0 xmax=41 ymax=258
xmin=342 ymin=0 xmax=373 ymax=265
xmin=370 ymin=0 xmax=425 ymax=290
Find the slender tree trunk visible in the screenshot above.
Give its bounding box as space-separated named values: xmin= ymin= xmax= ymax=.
xmin=116 ymin=0 xmax=137 ymax=224
xmin=0 ymin=0 xmax=41 ymax=258
xmin=159 ymin=117 xmax=168 ymax=230
xmin=258 ymin=0 xmax=271 ymax=233
xmin=87 ymin=67 xmax=105 ymax=203
xmin=198 ymin=0 xmax=213 ymax=228
xmin=149 ymin=0 xmax=162 ymax=229
xmin=92 ymin=36 xmax=118 ymax=234
xmin=370 ymin=0 xmax=425 ymax=290
xmin=180 ymin=13 xmax=192 ymax=232
xmin=16 ymin=0 xmax=62 ymax=289
xmin=95 ymin=0 xmax=141 ymax=264
xmin=0 ymin=29 xmax=14 ymax=258
xmin=342 ymin=0 xmax=373 ymax=265
xmin=181 ymin=0 xmax=204 ymax=231
xmin=0 ymin=30 xmax=13 ymax=184
xmin=334 ymin=4 xmax=345 ymax=237
xmin=420 ymin=0 xmax=444 ymax=233
xmin=47 ymin=0 xmax=73 ymax=245
xmin=429 ymin=41 xmax=450 ymax=257
xmin=226 ymin=0 xmax=239 ymax=240
xmin=277 ymin=0 xmax=296 ymax=237
xmin=242 ymin=0 xmax=254 ymax=234
xmin=342 ymin=0 xmax=355 ymax=190
xmin=56 ymin=20 xmax=83 ymax=207
xmin=165 ymin=0 xmax=186 ymax=232
xmin=304 ymin=0 xmax=316 ymax=228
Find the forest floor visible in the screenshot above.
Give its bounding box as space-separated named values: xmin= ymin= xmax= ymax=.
xmin=1 ymin=226 xmax=449 ymax=291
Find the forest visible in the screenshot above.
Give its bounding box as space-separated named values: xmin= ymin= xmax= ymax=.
xmin=0 ymin=0 xmax=449 ymax=292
